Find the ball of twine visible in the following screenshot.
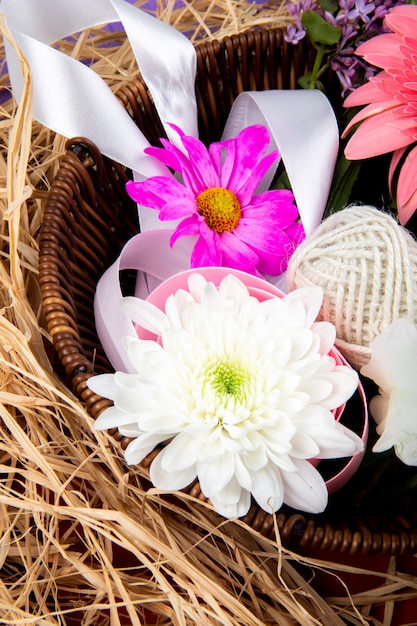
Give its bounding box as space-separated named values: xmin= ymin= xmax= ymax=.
xmin=286 ymin=205 xmax=417 ymax=369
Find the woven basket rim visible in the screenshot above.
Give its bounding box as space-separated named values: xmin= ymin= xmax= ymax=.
xmin=39 ymin=26 xmax=417 ymax=556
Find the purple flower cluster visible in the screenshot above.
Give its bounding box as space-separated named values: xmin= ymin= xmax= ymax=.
xmin=285 ymin=0 xmax=408 ymax=94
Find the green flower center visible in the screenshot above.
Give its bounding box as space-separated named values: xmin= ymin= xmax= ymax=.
xmin=196 ymin=187 xmax=242 ymax=233
xmin=204 ymin=359 xmax=248 ymax=401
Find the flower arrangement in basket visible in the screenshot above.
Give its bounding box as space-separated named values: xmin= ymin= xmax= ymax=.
xmin=6 ymin=0 xmax=417 ymax=555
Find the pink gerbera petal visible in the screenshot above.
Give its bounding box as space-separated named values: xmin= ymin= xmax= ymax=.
xmin=145 ymin=144 xmax=182 ymax=172
xmin=343 ymin=99 xmax=400 ymax=137
xmin=209 ymin=138 xmax=234 ymax=185
xmin=388 ymin=146 xmax=407 ymax=194
xmin=395 ymin=143 xmax=417 ymax=223
xmin=236 ymin=150 xmax=279 ymax=206
xmin=344 ymin=5 xmax=417 ymax=223
xmin=345 ymin=109 xmax=414 ymax=159
xmin=385 ymin=5 xmax=417 ymax=38
xmin=343 ymin=74 xmax=396 ymax=107
xmin=355 ymin=34 xmax=404 ymax=70
xmin=285 ymin=222 xmax=306 ymax=247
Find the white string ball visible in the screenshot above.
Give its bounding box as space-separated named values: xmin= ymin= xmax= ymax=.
xmin=286 ymin=205 xmax=417 ymax=369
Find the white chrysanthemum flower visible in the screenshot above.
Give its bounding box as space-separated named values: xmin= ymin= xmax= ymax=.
xmin=88 ymin=274 xmax=363 ymax=518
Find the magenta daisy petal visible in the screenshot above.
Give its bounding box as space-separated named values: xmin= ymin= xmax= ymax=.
xmin=181 ymin=135 xmax=220 ymax=189
xmin=209 ymin=138 xmax=234 ymax=184
xmin=217 ymin=232 xmax=259 ymax=273
xmin=145 ymin=143 xmax=182 ymax=171
xmin=243 ymin=190 xmax=299 ymax=226
xmin=126 ymin=176 xmax=191 ymax=210
xmin=191 ymin=230 xmax=222 ymax=267
xmin=224 ymin=125 xmax=273 ymax=196
xmin=234 ymin=219 xmax=294 ymax=257
xmin=127 ymin=123 xmax=303 ymax=275
xmin=159 ymin=196 xmax=197 ymax=221
xmin=170 ymin=215 xmax=201 ymax=247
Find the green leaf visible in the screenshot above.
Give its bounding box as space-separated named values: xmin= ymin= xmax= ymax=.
xmin=301 ymin=10 xmax=341 ymax=46
xmin=297 ymin=73 xmax=324 ymax=91
xmin=298 ymin=73 xmax=314 ymax=89
xmin=318 ymin=0 xmax=339 ymax=13
xmin=326 ymin=155 xmax=362 ymax=215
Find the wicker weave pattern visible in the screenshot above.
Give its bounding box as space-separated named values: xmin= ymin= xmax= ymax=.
xmin=39 ymin=28 xmax=417 ymax=555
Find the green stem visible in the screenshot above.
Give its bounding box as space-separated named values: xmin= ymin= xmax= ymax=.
xmin=309 ymin=45 xmax=326 ymax=89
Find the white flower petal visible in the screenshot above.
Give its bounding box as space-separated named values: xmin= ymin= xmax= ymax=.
xmin=369 ymin=393 xmax=389 ymax=426
xmin=289 ymin=432 xmax=320 ymax=459
xmin=361 ymin=318 xmax=417 ymax=390
xmin=164 ymin=289 xmax=194 ymax=328
xmin=281 ymin=458 xmax=328 ymax=513
xmin=313 ymin=422 xmax=364 ymax=458
xmin=360 ymin=320 xmax=417 ymax=466
xmin=87 ymin=373 xmax=120 ymax=400
xmin=122 ymin=296 xmax=167 ymax=335
xmin=186 ymin=272 xmax=207 ymax=301
xmin=373 ymin=391 xmax=417 ymax=447
xmin=94 ymin=406 xmax=135 ymax=431
xmin=124 ymin=433 xmax=166 ymax=465
xmin=197 ymin=454 xmax=235 ymax=497
xmin=159 ymin=433 xmax=199 ymax=472
xmin=118 ymin=425 xmax=143 ymax=438
xmin=311 ymin=321 xmax=336 ymax=356
xmin=242 ymin=444 xmax=268 ymax=472
xmin=394 ymin=438 xmax=417 ymax=466
xmin=210 ymin=483 xmax=251 ymax=518
xmin=138 ymin=412 xmax=184 ymax=434
xmin=250 ymin=462 xmax=284 ymax=513
xmin=123 ymin=337 xmax=163 ymax=370
xmin=284 ymin=286 xmax=323 ymax=328
xmin=319 ymin=366 xmax=358 ymax=409
xmin=150 ymin=450 xmax=197 ymax=490
xmin=234 ymin=455 xmax=252 ymax=491
xmin=218 ymin=274 xmax=250 ymax=302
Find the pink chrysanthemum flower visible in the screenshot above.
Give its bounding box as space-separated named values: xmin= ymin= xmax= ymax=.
xmin=126 ymin=124 xmax=305 ymax=275
xmin=343 ymin=5 xmax=417 ymax=224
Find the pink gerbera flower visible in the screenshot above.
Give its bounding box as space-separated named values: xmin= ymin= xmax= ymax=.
xmin=343 ymin=5 xmax=417 ymax=224
xmin=126 ymin=124 xmax=305 ymax=275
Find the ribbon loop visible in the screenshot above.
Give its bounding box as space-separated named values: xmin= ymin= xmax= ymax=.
xmin=2 ymin=0 xmax=198 ymax=176
xmin=223 ymin=91 xmax=339 ymax=236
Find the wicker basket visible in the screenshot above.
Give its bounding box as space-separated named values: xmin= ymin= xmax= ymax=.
xmin=39 ymin=27 xmax=417 ymax=556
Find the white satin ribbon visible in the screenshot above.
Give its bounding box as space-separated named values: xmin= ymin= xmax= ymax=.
xmin=3 ymin=0 xmax=340 ymax=371
xmin=95 ymin=230 xmax=194 ymax=372
xmin=223 ymin=91 xmax=338 ymax=236
xmin=2 ymin=0 xmax=197 ymax=177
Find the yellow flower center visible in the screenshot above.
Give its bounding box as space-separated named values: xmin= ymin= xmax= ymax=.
xmin=211 ymin=361 xmax=245 ymax=396
xmin=196 ymin=187 xmax=241 ymax=233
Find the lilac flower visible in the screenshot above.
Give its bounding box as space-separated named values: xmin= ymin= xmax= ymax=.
xmin=346 ymin=0 xmax=375 ymax=24
xmin=285 ymin=0 xmax=408 ymax=94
